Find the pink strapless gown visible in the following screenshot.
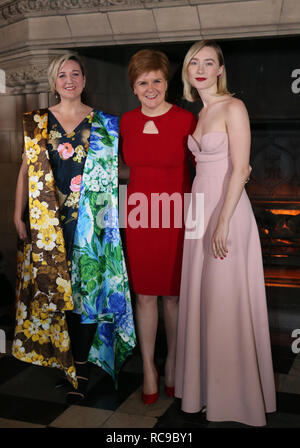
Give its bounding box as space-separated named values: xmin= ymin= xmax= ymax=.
xmin=175 ymin=132 xmax=276 ymax=426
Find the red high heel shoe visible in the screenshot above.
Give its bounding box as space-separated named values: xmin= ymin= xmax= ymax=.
xmin=142 ymin=368 xmax=159 ymax=405
xmin=165 ymin=385 xmax=175 ymax=398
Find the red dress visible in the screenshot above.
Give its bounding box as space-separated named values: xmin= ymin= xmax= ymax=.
xmin=120 ymin=105 xmax=196 ymax=295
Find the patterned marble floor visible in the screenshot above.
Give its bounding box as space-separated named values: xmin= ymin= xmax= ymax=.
xmin=0 ymin=286 xmax=300 ymax=431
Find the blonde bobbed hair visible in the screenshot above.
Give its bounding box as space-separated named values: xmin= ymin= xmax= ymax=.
xmin=182 ymin=40 xmax=232 ymax=102
xmin=47 ymin=53 xmax=86 ymax=94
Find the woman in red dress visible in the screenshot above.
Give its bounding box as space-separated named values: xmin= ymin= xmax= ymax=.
xmin=120 ymin=49 xmax=196 ymax=404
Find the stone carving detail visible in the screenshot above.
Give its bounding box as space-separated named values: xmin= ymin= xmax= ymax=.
xmin=6 ymin=65 xmax=48 ymax=87
xmin=1 ymin=0 xmax=164 ymax=21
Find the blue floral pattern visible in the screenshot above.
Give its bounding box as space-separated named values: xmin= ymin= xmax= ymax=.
xmin=71 ymin=111 xmax=136 ymax=384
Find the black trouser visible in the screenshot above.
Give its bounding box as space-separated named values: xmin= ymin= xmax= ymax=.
xmin=66 ymin=312 xmax=97 ymax=362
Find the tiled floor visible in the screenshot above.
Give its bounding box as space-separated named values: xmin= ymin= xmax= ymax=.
xmin=1 ymin=285 xmax=300 ymax=430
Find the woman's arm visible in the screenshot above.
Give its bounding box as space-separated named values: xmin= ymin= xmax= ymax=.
xmin=14 ymin=154 xmax=29 ymax=241
xmin=118 ymin=153 xmax=130 ymax=180
xmin=212 ymin=99 xmax=251 ymax=259
xmin=118 ymin=124 xmax=130 ymax=180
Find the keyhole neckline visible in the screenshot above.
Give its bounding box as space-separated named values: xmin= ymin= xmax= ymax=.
xmin=139 ymin=104 xmax=174 ymax=120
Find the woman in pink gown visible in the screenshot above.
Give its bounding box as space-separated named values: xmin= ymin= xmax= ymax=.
xmin=175 ymin=40 xmax=276 ymax=427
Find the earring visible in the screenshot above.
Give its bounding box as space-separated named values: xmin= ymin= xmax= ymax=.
xmin=55 ymin=91 xmax=60 ymax=100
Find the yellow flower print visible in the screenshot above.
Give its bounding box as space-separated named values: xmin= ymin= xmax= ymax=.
xmin=29 ymin=199 xmax=59 ymax=231
xmin=51 ymin=323 xmax=63 ymax=348
xmin=30 ymin=199 xmax=48 ymax=227
xmin=25 ymin=136 xmax=41 ymax=164
xmin=32 ymin=266 xmax=38 ymax=279
xmin=15 ymin=324 xmax=23 ymax=334
xmin=28 ymin=165 xmax=43 ymax=179
xmin=38 ymin=329 xmax=50 ymax=345
xmin=65 ymin=191 xmax=80 ymax=209
xmin=73 ymin=145 xmax=87 ymax=163
xmin=23 ymin=318 xmax=42 ymax=342
xmin=12 ymin=339 xmax=25 ymax=358
xmin=48 ymin=303 xmax=57 ymax=312
xmin=29 ymin=175 xmax=43 ymax=199
xmin=16 ymin=301 xmax=27 ymax=325
xmin=48 ymin=358 xmax=62 ymax=369
xmin=36 ymin=227 xmax=57 ymax=251
xmin=30 ymin=300 xmax=42 ymax=318
xmin=67 ymin=365 xmax=77 ymax=382
xmin=22 ymin=254 xmax=33 ymax=288
xmin=32 ymin=252 xmax=42 ymax=263
xmin=34 ymin=113 xmax=47 ymax=130
xmin=48 ymin=130 xmax=61 ymax=151
xmin=35 ymin=128 xmax=48 ymax=141
xmin=43 ymin=210 xmax=59 ymax=229
xmin=39 ymin=314 xmax=51 ymax=331
xmin=42 ymin=128 xmax=48 ymax=139
xmin=45 ymin=171 xmax=55 ymax=190
xmin=30 ymin=206 xmax=43 ymax=221
xmin=49 ymin=130 xmax=62 ymax=140
xmin=56 ymin=228 xmax=65 ymax=254
xmin=59 ymin=330 xmax=71 ymax=352
xmin=56 ymin=277 xmax=72 ymax=303
xmin=33 ymin=353 xmax=45 ymax=364
xmin=27 ymin=351 xmax=45 ymax=365
xmin=32 ymin=205 xmax=59 ymax=232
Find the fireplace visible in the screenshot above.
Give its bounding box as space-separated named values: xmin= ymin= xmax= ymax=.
xmin=247 ymin=121 xmax=300 ymax=288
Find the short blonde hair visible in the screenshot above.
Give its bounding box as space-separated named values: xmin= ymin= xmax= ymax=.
xmin=182 ymin=40 xmax=232 ymax=102
xmin=47 ymin=53 xmax=86 ymax=94
xmin=128 ymin=49 xmax=170 ymax=90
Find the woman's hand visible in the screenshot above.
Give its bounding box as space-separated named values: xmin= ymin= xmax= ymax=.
xmin=14 ymin=218 xmax=28 ymax=241
xmin=14 ymin=153 xmax=29 ymax=241
xmin=212 ymin=219 xmax=229 ymax=259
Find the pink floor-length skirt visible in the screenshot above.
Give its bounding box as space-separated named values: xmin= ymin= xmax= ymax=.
xmin=175 ymin=132 xmax=276 ymax=426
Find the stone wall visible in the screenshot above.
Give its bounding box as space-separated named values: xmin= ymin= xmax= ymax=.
xmin=0 ymin=94 xmax=24 ymax=288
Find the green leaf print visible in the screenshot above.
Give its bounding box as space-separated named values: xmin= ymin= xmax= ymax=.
xmin=98 ymin=255 xmax=108 ymax=274
xmin=91 ymin=331 xmax=103 ymax=350
xmin=86 ymin=278 xmax=97 ymax=293
xmin=114 ymin=246 xmax=122 ymax=262
xmin=101 ymin=135 xmax=115 ymax=147
xmin=80 ymin=255 xmax=101 ymax=281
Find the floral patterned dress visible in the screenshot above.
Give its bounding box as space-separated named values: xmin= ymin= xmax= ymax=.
xmin=12 ymin=109 xmax=136 ymax=387
xmin=47 ymin=110 xmax=91 ymax=264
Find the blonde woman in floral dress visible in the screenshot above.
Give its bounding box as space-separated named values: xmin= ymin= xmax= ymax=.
xmin=13 ymin=53 xmax=135 ymax=404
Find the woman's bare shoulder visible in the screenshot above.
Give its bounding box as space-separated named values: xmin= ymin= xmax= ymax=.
xmin=224 ymin=96 xmax=247 ymax=111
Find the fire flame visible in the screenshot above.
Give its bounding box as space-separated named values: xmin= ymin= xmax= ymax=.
xmin=276 ymin=239 xmax=292 ymax=245
xmin=270 ymin=210 xmax=300 ymax=216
